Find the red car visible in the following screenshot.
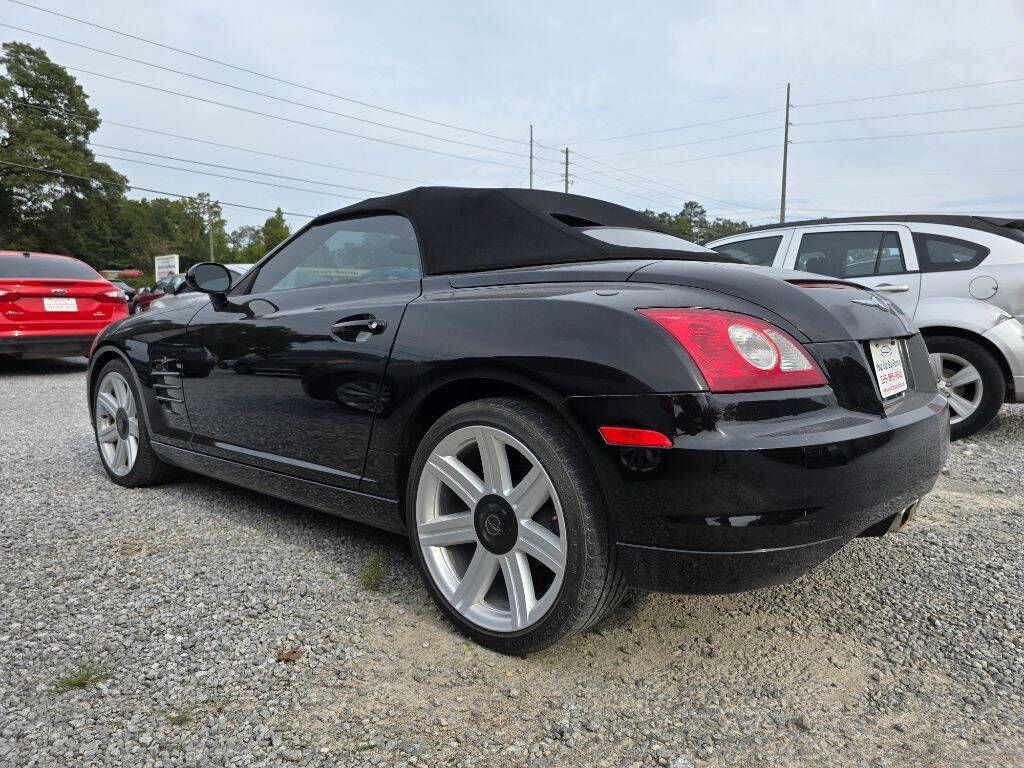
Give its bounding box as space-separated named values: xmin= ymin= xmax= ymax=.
xmin=0 ymin=251 xmax=129 ymax=359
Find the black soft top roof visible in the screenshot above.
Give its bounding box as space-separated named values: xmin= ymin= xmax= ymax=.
xmin=313 ymin=186 xmax=715 ymax=275
xmin=727 ymin=214 xmax=1024 ymax=242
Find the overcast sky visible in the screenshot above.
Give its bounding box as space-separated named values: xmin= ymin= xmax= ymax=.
xmin=4 ymin=0 xmax=1024 ymax=233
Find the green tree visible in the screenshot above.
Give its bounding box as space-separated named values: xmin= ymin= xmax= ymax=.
xmin=642 ymin=201 xmax=749 ymax=245
xmin=0 ymin=41 xmax=127 ymax=263
xmin=225 ymin=208 xmax=290 ymax=263
xmin=261 ymin=207 xmax=290 ymax=252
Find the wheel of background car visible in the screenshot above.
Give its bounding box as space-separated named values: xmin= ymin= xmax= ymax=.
xmin=926 ymin=335 xmax=1005 ymax=441
xmin=406 ymin=397 xmax=627 ymax=654
xmin=93 ymin=358 xmax=179 ymax=487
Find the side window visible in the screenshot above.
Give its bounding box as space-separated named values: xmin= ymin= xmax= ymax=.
xmin=250 ymin=214 xmax=421 ymax=294
xmin=795 ymin=231 xmax=904 ymax=278
xmin=711 ymin=236 xmax=782 ymax=266
xmin=912 ymin=233 xmax=989 ymax=272
xmin=153 ymin=278 xmax=170 ymax=292
xmin=876 ymin=232 xmax=905 ymax=274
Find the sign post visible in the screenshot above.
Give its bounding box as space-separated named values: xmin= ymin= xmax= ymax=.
xmin=154 ymin=254 xmax=180 ymax=281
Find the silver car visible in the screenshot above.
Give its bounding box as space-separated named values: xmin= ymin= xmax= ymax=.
xmin=148 ymin=263 xmax=253 ymax=312
xmin=707 ymin=216 xmax=1024 ymax=439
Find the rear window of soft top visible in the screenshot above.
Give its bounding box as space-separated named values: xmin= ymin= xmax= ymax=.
xmin=0 ymin=255 xmax=102 ymax=280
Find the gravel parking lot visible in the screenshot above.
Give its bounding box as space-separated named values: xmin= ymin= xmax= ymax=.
xmin=1 ymin=358 xmax=1022 ymax=768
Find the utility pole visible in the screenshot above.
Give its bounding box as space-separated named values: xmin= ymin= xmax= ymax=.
xmin=207 ymin=198 xmax=216 ymax=262
xmin=780 ymin=82 xmax=791 ymax=224
xmin=563 ymin=148 xmax=569 ymax=193
xmin=529 ymin=125 xmax=534 ymax=189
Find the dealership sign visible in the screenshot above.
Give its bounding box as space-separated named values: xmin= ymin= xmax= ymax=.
xmin=154 ymin=254 xmax=180 ymax=280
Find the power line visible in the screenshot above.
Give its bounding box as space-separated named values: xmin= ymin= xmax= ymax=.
xmin=3 ymin=24 xmax=531 ymax=160
xmin=8 ymin=99 xmax=431 ymax=184
xmin=90 ymin=152 xmax=365 ymax=200
xmin=794 ymin=41 xmax=1024 ymax=88
xmin=0 ymin=158 xmax=316 ymax=217
xmin=593 ymin=125 xmax=780 ymax=158
xmin=798 ymin=76 xmax=1024 ymax=109
xmin=5 ymin=0 xmax=529 ymax=146
xmin=3 ymin=119 xmax=391 ymax=194
xmin=568 ymin=107 xmax=783 ymax=146
xmin=570 ymin=151 xmax=771 ymax=212
xmin=794 ymin=99 xmax=1024 ymax=127
xmin=794 ymin=122 xmax=1024 ymax=145
xmin=56 ymin=63 xmax=528 ymax=170
xmin=84 ymin=143 xmax=385 ymax=193
xmin=87 ymin=143 xmax=387 ymax=194
xmin=624 ymin=144 xmax=778 ymax=171
xmin=570 ymin=172 xmax=686 ymax=210
xmin=644 ymin=167 xmax=1024 ymax=185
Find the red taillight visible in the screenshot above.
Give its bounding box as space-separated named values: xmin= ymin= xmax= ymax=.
xmin=598 ymin=426 xmax=673 ymax=448
xmin=638 ymin=308 xmax=827 ymax=393
xmin=96 ymin=289 xmax=127 ymax=303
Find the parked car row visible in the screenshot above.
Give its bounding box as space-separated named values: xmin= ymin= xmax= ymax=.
xmin=129 ymin=264 xmax=253 ymax=315
xmin=1 ymin=253 xmax=254 ymax=360
xmin=708 ymin=215 xmax=1024 ymax=439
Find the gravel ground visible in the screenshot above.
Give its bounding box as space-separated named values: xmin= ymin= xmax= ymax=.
xmin=1 ymin=357 xmax=1022 ymax=768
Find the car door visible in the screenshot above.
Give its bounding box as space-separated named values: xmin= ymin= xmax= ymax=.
xmin=180 ymin=214 xmax=423 ymax=490
xmin=783 ymin=226 xmax=921 ymax=315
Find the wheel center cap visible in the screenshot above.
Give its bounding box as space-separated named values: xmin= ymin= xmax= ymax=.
xmin=474 ymin=494 xmax=518 ymax=555
xmin=115 ymin=408 xmax=129 ymax=440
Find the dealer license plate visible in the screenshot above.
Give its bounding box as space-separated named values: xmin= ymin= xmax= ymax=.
xmin=868 ymin=338 xmax=908 ymax=398
xmin=43 ymin=297 xmax=78 ymax=312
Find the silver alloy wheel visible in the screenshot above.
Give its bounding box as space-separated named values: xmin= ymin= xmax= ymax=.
xmin=930 ymin=351 xmax=983 ymax=425
xmin=415 ymin=425 xmax=566 ymax=633
xmin=95 ymin=371 xmax=140 ymax=476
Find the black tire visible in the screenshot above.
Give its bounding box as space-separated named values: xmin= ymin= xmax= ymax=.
xmin=92 ymin=358 xmax=180 ymax=487
xmin=406 ymin=397 xmax=626 ymax=654
xmin=925 ymin=335 xmax=1005 ymax=441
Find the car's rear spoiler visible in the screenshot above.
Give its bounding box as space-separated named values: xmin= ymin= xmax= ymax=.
xmin=976 ymin=216 xmax=1024 ymax=229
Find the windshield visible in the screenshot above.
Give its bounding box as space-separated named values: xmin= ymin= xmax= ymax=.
xmin=0 ymin=255 xmax=101 ymax=279
xmin=580 ymin=227 xmax=710 ymax=253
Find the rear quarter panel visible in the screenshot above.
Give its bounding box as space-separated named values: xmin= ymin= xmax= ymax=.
xmin=365 ymin=275 xmax=816 ymax=495
xmin=911 ymin=223 xmax=1024 ymax=319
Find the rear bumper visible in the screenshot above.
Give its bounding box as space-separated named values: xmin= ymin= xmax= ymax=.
xmin=564 ymin=388 xmax=949 ymax=594
xmin=0 ymin=333 xmax=97 ymax=359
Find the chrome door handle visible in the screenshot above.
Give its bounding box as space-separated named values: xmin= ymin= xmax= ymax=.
xmin=330 ymin=315 xmax=387 ymax=340
xmin=874 ymin=284 xmax=910 ymax=293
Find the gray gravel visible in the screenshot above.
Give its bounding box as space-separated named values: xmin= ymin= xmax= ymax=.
xmin=1 ymin=357 xmax=1022 ymax=767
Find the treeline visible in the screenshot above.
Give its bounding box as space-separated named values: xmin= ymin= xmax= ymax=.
xmin=0 ymin=42 xmax=290 ymax=271
xmin=1 ymin=41 xmax=751 ymax=275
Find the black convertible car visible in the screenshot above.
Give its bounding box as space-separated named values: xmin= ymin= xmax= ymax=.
xmin=87 ymin=188 xmax=948 ymax=652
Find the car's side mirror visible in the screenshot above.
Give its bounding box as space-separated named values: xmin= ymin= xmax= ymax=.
xmin=185 ymin=262 xmax=232 ymax=309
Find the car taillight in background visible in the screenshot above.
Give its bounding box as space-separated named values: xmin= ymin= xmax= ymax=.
xmin=639 ymin=308 xmax=827 ymax=393
xmin=97 ymin=288 xmax=127 ymax=303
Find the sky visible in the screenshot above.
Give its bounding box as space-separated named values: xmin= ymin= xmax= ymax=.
xmin=3 ymin=0 xmax=1024 ymax=233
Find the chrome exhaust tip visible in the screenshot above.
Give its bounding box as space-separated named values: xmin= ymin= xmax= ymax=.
xmin=860 ymin=498 xmax=922 ymax=538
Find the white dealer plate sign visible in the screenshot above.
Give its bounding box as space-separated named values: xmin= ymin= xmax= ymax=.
xmin=868 ymin=338 xmax=908 ymax=398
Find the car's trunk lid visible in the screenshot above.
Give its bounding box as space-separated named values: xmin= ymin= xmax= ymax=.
xmin=0 ymin=278 xmax=119 ymax=332
xmin=629 ymin=261 xmax=912 ymax=342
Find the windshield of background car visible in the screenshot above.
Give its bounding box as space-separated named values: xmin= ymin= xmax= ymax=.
xmin=579 ymin=227 xmax=710 ymax=253
xmin=250 ymin=215 xmax=421 ymax=293
xmin=0 ymin=255 xmax=102 ymax=279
